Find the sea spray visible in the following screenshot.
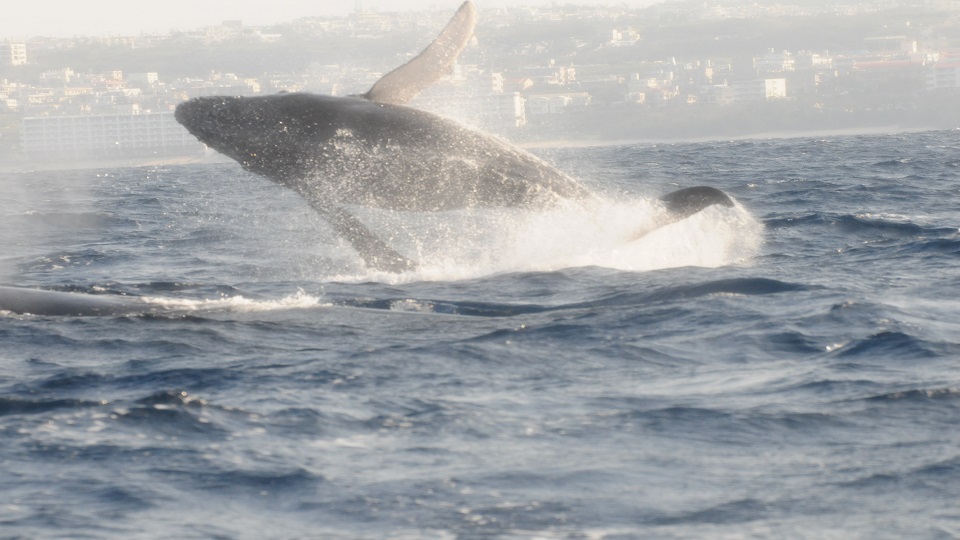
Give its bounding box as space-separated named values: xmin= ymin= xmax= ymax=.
xmin=334 ymin=195 xmax=763 ymax=284
xmin=140 ymin=289 xmax=328 ymax=313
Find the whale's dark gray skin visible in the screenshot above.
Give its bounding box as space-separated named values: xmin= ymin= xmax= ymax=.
xmin=175 ymin=93 xmax=592 ymax=212
xmin=174 ymin=1 xmax=734 ymax=272
xmin=0 ymin=285 xmax=149 ymax=316
xmin=661 ymin=186 xmax=734 ymax=219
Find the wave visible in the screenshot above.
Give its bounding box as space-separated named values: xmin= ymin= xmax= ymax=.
xmin=894 ymin=237 xmax=960 ymax=256
xmin=765 ymin=212 xmax=955 ymax=237
xmin=864 ymin=387 xmax=960 ymax=402
xmin=336 ymin=276 xmax=807 ymax=318
xmin=828 ymin=331 xmax=939 ymax=360
xmin=872 ymin=158 xmax=913 ymax=167
xmin=0 ymin=396 xmax=104 ymax=417
xmin=140 ymin=289 xmax=327 ymax=313
xmin=0 ymin=284 xmax=327 ymax=318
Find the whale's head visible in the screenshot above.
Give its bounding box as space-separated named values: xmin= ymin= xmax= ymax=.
xmin=175 ymin=96 xmax=247 ymax=145
xmin=175 ymin=94 xmax=335 ymax=181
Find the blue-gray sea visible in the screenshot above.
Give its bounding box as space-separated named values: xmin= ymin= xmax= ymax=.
xmin=2 ymin=129 xmax=960 ymax=539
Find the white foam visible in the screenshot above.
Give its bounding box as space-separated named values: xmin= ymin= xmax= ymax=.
xmin=141 ymin=289 xmax=328 ymax=313
xmin=332 ymin=196 xmax=764 ymax=284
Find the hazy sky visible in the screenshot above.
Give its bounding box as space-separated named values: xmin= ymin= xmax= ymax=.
xmin=2 ymin=0 xmax=665 ymax=40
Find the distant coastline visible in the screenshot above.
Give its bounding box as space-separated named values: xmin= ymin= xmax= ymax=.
xmin=3 ymin=0 xmax=958 ymax=174
xmin=519 ymin=124 xmax=951 ymax=149
xmin=2 ymin=124 xmax=954 ymax=175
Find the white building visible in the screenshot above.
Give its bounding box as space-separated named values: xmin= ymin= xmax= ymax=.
xmin=795 ymin=53 xmax=833 ymax=70
xmin=731 ymin=79 xmax=787 ymax=102
xmin=0 ymin=42 xmax=27 ymax=67
xmin=701 ymin=84 xmax=735 ymax=105
xmin=526 ymin=92 xmax=591 ymax=115
xmin=755 ymin=50 xmax=795 ymax=73
xmin=127 ymin=72 xmax=160 ymax=86
xmin=608 ymin=28 xmax=640 ymax=47
xmin=491 ymin=72 xmax=505 ymax=94
xmin=927 ymin=60 xmax=960 ymax=90
xmin=478 ymin=92 xmax=526 ymax=128
xmin=21 ymin=112 xmax=204 ymax=160
xmin=188 ymin=81 xmax=261 ymax=98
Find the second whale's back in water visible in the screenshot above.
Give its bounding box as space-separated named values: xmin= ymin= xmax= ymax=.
xmin=175 ymin=1 xmax=732 ymax=272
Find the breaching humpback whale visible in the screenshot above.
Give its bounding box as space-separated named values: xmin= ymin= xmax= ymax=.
xmin=175 ymin=1 xmax=733 ymax=272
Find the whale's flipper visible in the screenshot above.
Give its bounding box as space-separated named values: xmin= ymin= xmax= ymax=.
xmin=303 ymin=199 xmax=417 ymax=273
xmin=660 ymin=186 xmax=734 ymax=220
xmin=363 ymin=1 xmax=477 ymax=106
xmin=628 ymin=186 xmax=737 ymax=241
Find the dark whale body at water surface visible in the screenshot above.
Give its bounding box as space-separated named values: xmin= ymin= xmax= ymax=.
xmin=0 ymin=285 xmax=148 ymax=317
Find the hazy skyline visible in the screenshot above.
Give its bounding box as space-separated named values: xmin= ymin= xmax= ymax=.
xmin=2 ymin=0 xmax=666 ymax=41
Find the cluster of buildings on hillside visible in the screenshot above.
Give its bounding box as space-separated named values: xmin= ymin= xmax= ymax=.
xmin=1 ymin=1 xmax=959 ymax=163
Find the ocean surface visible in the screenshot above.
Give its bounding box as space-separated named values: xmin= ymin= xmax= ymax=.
xmin=2 ymin=129 xmax=960 ymax=539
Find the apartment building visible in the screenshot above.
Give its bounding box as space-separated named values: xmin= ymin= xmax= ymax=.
xmin=731 ymin=79 xmax=788 ymax=102
xmin=927 ymin=59 xmax=960 ymax=89
xmin=0 ymin=42 xmax=27 ymax=67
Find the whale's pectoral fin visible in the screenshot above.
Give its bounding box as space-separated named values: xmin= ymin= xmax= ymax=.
xmin=628 ymin=186 xmax=736 ymax=241
xmin=660 ymin=186 xmax=735 ymax=220
xmin=363 ymin=1 xmax=477 ymax=106
xmin=311 ymin=203 xmax=418 ymax=273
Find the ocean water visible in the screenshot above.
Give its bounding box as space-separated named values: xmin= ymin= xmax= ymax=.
xmin=2 ymin=129 xmax=960 ymax=539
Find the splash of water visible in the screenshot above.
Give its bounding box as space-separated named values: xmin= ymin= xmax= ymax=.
xmin=140 ymin=289 xmax=328 ymax=313
xmin=332 ymin=195 xmax=764 ymax=284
